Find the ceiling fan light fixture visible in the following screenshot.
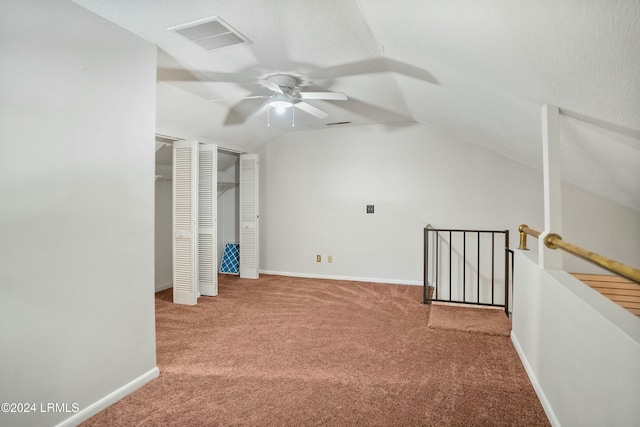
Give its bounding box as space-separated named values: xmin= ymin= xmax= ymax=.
xmin=269 ymin=100 xmax=293 ymax=110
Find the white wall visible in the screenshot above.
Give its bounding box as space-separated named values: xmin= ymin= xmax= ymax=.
xmin=0 ymin=1 xmax=157 ymax=426
xmin=512 ymin=250 xmax=640 ymax=427
xmin=561 ymin=182 xmax=640 ymax=274
xmin=258 ymin=122 xmax=545 ymax=283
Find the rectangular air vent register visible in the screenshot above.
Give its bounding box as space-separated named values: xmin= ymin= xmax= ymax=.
xmin=168 ymin=16 xmax=251 ymax=51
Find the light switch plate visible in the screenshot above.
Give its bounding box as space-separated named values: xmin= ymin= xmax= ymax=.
xmin=366 ymin=205 xmax=374 ymax=214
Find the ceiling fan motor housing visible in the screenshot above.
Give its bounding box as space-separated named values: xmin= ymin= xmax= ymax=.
xmin=266 ymin=74 xmax=298 ymax=95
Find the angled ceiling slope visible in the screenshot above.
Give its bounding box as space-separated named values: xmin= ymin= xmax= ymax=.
xmin=73 ymin=0 xmax=640 ymax=211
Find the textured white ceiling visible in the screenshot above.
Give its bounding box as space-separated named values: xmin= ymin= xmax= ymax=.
xmin=73 ymin=0 xmax=640 ymax=211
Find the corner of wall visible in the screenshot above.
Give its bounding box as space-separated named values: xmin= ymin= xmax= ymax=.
xmin=510 ymin=331 xmax=561 ymax=427
xmin=55 ymin=368 xmax=159 ymax=427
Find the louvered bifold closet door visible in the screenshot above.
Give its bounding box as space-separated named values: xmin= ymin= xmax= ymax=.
xmin=173 ymin=141 xmax=198 ymax=305
xmin=198 ymin=144 xmax=218 ymax=296
xmin=239 ymin=154 xmax=259 ymax=279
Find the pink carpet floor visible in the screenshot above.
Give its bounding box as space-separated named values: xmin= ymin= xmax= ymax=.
xmin=82 ymin=274 xmax=549 ymax=426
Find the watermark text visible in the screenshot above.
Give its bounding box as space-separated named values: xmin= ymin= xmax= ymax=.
xmin=1 ymin=402 xmax=79 ymax=413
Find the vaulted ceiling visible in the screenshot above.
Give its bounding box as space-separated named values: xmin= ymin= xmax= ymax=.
xmin=73 ymin=0 xmax=640 ymax=211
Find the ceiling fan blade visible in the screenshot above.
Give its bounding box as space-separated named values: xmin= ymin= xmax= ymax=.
xmin=294 ymin=102 xmax=329 ymax=119
xmin=157 ymin=67 xmax=254 ymax=84
xmin=260 ymin=79 xmax=285 ymax=95
xmin=224 ymin=99 xmax=268 ymax=125
xmin=299 ymin=91 xmax=348 ymax=101
xmin=210 ymin=95 xmax=270 ymax=102
xmin=308 ymin=58 xmax=439 ymax=85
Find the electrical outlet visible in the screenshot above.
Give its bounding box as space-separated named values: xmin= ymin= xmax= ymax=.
xmin=316 ymin=254 xmax=321 ymax=262
xmin=328 ymin=255 xmax=332 ymax=263
xmin=366 ymin=204 xmax=375 ymax=214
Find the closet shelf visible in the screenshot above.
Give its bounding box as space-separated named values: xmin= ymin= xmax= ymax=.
xmin=217 ymin=181 xmax=238 ymax=197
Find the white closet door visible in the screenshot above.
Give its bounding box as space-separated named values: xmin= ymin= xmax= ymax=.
xmin=198 ymin=144 xmax=218 ymax=296
xmin=239 ymin=154 xmax=259 ymax=279
xmin=173 ymin=141 xmax=199 ymax=305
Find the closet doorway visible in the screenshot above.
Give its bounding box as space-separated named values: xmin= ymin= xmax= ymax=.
xmin=154 ymin=139 xmax=244 ymax=299
xmin=217 ymin=148 xmax=241 ymax=279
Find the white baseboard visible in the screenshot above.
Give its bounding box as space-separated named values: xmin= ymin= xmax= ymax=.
xmin=155 ymin=282 xmax=172 ymax=292
xmin=55 ymin=367 xmax=160 ymax=427
xmin=258 ymin=270 xmax=422 ymax=286
xmin=510 ymin=331 xmax=560 ymax=427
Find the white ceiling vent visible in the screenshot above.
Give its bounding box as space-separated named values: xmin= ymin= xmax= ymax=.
xmin=168 ymin=17 xmax=251 ymax=51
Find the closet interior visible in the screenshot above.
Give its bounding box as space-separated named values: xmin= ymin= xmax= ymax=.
xmin=154 ymin=141 xmax=240 ymax=292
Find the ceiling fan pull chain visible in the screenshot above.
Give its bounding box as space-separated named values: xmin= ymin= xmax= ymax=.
xmin=267 ymin=105 xmax=271 ymax=127
xmin=292 ymin=105 xmax=295 ymax=127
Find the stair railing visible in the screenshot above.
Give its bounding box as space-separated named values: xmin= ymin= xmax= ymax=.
xmin=424 ymin=225 xmax=511 ymax=316
xmin=518 ymin=224 xmax=640 ymax=284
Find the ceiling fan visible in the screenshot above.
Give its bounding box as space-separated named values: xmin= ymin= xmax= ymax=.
xmin=212 ymin=74 xmax=348 ymax=121
xmin=158 ymin=55 xmax=439 ymax=126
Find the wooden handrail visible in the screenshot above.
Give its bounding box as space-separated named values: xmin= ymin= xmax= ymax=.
xmin=518 ymin=224 xmax=640 ymax=284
